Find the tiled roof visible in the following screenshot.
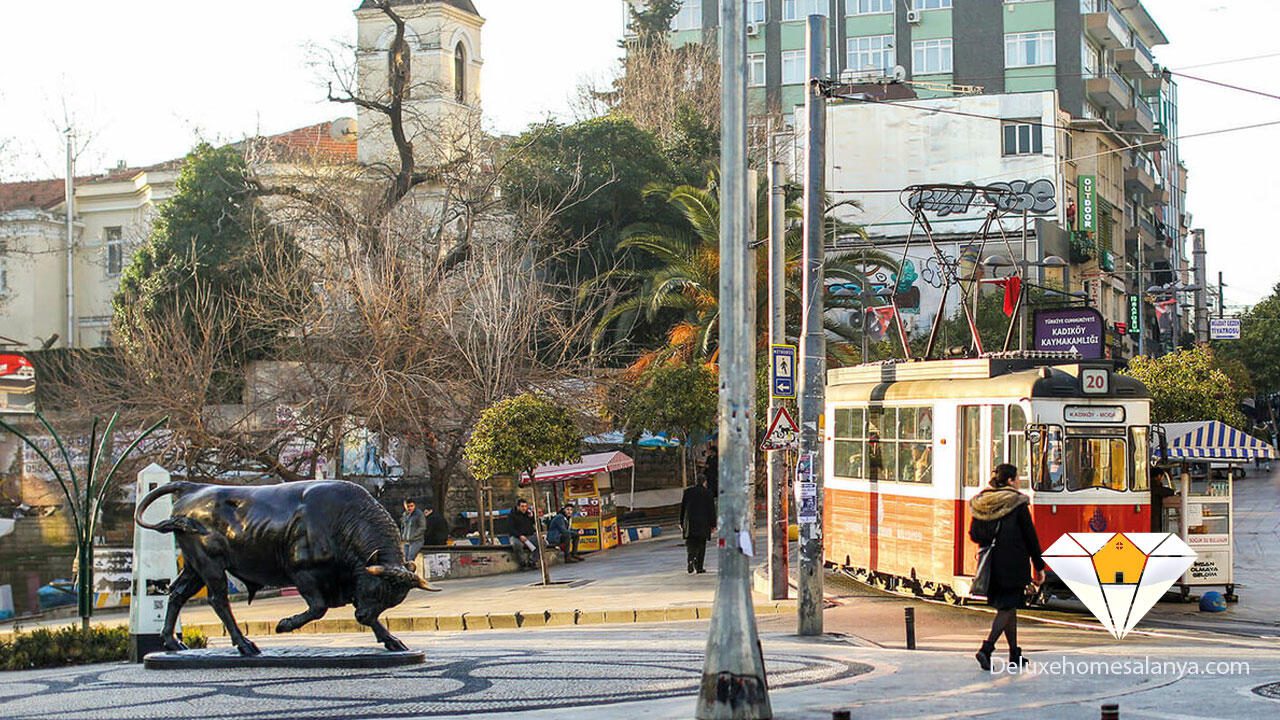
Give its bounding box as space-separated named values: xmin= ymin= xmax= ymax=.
xmin=0 ymin=178 xmax=69 ymax=213
xmin=251 ymin=121 xmax=359 ymax=164
xmin=358 ymin=0 xmax=479 ymax=15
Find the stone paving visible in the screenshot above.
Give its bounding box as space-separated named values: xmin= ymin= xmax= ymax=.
xmin=2 ymin=622 xmax=1277 ymax=719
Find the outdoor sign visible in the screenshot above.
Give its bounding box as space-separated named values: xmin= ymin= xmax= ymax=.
xmin=1128 ymin=294 xmax=1141 ymax=334
xmin=770 ymin=344 xmax=797 ymax=399
xmin=130 ymin=464 xmax=180 ymax=661
xmin=1079 ymin=368 xmax=1111 ymax=395
xmin=1078 ymin=175 xmax=1096 ymax=232
xmin=1033 ymin=308 xmax=1105 ymax=359
xmin=1042 ymin=532 xmax=1196 ymax=640
xmin=1115 ymin=322 xmax=1127 ymax=336
xmin=1209 ymin=318 xmax=1241 ymax=340
xmin=0 ymin=352 xmax=35 ymax=415
xmin=1064 ymin=405 xmax=1125 ymax=424
xmin=760 ymin=406 xmax=799 ymax=451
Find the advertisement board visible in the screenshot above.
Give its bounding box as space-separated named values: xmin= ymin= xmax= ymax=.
xmin=1033 ymin=308 xmax=1105 ymax=359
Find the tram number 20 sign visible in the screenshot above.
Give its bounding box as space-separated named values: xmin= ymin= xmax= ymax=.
xmin=1080 ymin=368 xmax=1110 ymax=395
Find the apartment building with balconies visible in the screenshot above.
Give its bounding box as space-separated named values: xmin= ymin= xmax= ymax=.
xmin=631 ymin=0 xmax=1186 ymax=356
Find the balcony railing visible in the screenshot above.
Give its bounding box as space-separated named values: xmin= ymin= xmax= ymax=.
xmin=1085 ymin=68 xmax=1132 ymax=111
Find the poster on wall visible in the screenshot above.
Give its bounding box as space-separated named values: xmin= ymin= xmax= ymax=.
xmin=93 ymin=548 xmax=133 ymax=609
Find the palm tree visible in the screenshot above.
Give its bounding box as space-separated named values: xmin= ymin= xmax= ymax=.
xmin=588 ymin=172 xmax=898 ymax=372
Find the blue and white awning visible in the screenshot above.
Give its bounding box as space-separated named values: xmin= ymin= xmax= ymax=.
xmin=1160 ymin=421 xmax=1276 ymax=460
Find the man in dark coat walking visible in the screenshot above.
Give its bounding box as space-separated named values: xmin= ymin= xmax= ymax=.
xmin=680 ymin=476 xmax=716 ymax=574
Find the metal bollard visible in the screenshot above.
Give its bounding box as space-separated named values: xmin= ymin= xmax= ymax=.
xmin=832 ymin=711 xmax=852 ymax=720
xmin=904 ymin=607 xmax=916 ymax=650
xmin=1101 ymin=703 xmax=1119 ymax=720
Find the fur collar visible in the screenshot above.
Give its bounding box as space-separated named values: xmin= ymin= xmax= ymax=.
xmin=969 ymin=487 xmax=1029 ymax=521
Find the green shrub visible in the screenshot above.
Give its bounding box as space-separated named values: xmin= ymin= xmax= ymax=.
xmin=0 ymin=625 xmax=207 ymax=670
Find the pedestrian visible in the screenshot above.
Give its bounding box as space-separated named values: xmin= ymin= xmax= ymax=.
xmin=547 ymin=504 xmax=583 ymax=563
xmin=703 ymin=443 xmax=719 ymax=499
xmin=507 ymin=498 xmax=540 ymax=569
xmin=969 ymin=463 xmax=1045 ymax=671
xmin=400 ymin=498 xmax=426 ymax=564
xmin=423 ymin=504 xmax=449 ymax=546
xmin=680 ymin=474 xmax=716 ymax=574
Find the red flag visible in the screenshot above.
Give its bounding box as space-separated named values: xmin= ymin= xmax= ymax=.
xmin=1002 ymin=276 xmax=1022 ymax=317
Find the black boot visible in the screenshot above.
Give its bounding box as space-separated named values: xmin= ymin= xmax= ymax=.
xmin=1008 ymin=647 xmax=1029 ymax=669
xmin=975 ymin=641 xmax=995 ymax=671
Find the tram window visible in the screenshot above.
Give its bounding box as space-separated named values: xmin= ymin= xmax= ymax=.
xmin=833 ymin=407 xmax=867 ymax=479
xmin=990 ymin=406 xmax=1006 ymax=478
xmin=1130 ymin=426 xmax=1150 ymax=491
xmin=1034 ymin=426 xmax=1065 ymax=492
xmin=960 ymin=405 xmax=983 ymax=487
xmin=1065 ymin=437 xmax=1127 ymax=491
xmin=1008 ymin=405 xmax=1029 ymax=480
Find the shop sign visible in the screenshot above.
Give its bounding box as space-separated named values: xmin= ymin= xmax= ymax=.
xmin=1128 ymin=294 xmax=1141 ymax=333
xmin=1209 ymin=318 xmax=1241 ymax=340
xmin=1078 ymin=175 xmax=1096 ymax=232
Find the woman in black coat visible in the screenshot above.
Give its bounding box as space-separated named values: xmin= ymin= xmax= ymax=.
xmin=969 ymin=463 xmax=1045 ymax=670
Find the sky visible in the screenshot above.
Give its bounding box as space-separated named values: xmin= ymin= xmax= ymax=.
xmin=1 ymin=0 xmax=1277 ymax=307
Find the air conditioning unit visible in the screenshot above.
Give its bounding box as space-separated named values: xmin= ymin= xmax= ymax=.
xmin=746 ymin=23 xmax=761 ymax=37
xmin=906 ymin=9 xmax=923 ymax=23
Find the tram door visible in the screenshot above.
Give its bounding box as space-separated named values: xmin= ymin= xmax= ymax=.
xmin=955 ymin=405 xmax=987 ymax=576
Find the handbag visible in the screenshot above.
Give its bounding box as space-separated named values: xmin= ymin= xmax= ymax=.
xmin=971 ymin=520 xmax=1001 ymax=597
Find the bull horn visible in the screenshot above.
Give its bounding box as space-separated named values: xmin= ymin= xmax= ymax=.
xmin=416 ymin=576 xmax=439 ymax=592
xmin=365 ymin=565 xmax=387 ymax=576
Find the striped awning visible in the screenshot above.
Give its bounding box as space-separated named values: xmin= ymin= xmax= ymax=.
xmin=1160 ymin=421 xmax=1276 ymax=460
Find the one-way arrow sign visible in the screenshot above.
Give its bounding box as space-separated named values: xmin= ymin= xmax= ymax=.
xmin=760 ymin=406 xmax=800 ymax=451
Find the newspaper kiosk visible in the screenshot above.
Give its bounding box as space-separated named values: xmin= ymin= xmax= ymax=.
xmin=1156 ymin=421 xmax=1276 ymax=601
xmin=524 ymin=452 xmax=631 ymax=553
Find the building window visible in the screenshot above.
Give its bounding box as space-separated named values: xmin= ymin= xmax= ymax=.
xmin=1005 ymin=31 xmax=1056 ymax=68
xmin=1081 ymin=0 xmax=1102 ymax=12
xmin=105 ymin=226 xmax=124 ymax=276
xmin=1082 ymin=38 xmax=1100 ymax=76
xmin=912 ymin=39 xmax=953 ymax=74
xmin=672 ymin=0 xmax=702 ymax=31
xmin=781 ymin=49 xmax=806 ymax=84
xmin=782 ymin=0 xmax=828 ymax=22
xmin=1002 ymin=121 xmax=1044 ymax=155
xmin=747 ymin=0 xmax=766 ymax=24
xmin=848 ymin=0 xmax=893 ymax=14
xmin=912 ymin=0 xmax=952 ymax=10
xmin=454 ymin=43 xmax=467 ymax=104
xmin=748 ymin=53 xmax=766 ymax=87
xmin=847 ymin=35 xmax=894 ymax=75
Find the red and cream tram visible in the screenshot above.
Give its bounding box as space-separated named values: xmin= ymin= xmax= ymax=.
xmin=823 ymin=356 xmax=1152 ymax=602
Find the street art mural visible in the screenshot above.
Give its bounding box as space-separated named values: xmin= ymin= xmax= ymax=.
xmin=906 ymin=179 xmax=1057 ymax=217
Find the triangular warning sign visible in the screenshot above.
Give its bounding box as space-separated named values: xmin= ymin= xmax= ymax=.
xmin=760 ymin=406 xmax=799 ymax=450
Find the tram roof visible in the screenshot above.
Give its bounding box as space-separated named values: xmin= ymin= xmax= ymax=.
xmin=827 ymin=357 xmax=1149 ymax=403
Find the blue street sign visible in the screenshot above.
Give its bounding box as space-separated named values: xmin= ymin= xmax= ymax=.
xmin=771 ymin=344 xmax=797 ymax=399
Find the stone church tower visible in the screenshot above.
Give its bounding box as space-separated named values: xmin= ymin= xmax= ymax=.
xmin=353 ymin=0 xmax=483 ymax=167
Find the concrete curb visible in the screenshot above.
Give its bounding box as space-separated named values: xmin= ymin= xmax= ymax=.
xmin=184 ymin=601 xmax=798 ymax=638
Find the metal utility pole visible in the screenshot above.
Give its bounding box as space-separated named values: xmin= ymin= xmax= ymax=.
xmin=64 ymin=128 xmax=75 ymax=349
xmin=767 ymin=159 xmax=788 ymax=600
xmin=1192 ymin=229 xmax=1208 ymax=342
xmin=1218 ymin=271 xmax=1226 ymax=319
xmin=1137 ymin=234 xmax=1145 ymax=356
xmin=796 ymin=14 xmax=826 ymax=638
xmin=696 ymin=0 xmax=771 ymax=717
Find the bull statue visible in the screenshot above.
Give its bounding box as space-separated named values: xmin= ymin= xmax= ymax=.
xmin=135 ymin=480 xmax=436 ymax=656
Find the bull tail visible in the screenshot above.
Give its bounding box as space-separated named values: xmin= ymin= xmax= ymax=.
xmin=134 ymin=481 xmax=206 ymax=535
